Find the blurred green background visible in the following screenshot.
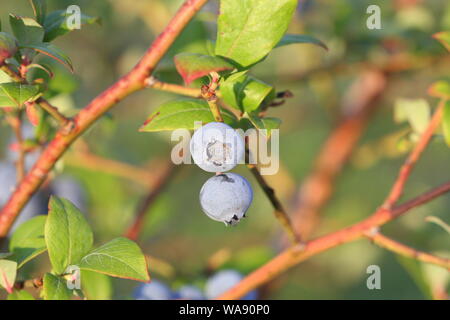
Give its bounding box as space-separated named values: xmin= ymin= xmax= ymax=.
xmin=0 ymin=0 xmax=449 ymax=299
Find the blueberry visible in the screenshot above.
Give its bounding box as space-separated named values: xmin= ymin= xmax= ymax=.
xmin=199 ymin=173 xmax=253 ymax=226
xmin=205 ymin=270 xmax=258 ymax=300
xmin=133 ymin=280 xmax=173 ymax=300
xmin=190 ymin=122 xmax=244 ymax=173
xmin=177 ymin=285 xmax=205 ymax=300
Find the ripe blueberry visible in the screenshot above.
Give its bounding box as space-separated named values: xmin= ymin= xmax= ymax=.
xmin=177 ymin=285 xmax=205 ymax=300
xmin=190 ymin=122 xmax=244 ymax=173
xmin=199 ymin=173 xmax=253 ymax=225
xmin=133 ymin=280 xmax=173 ymax=300
xmin=205 ymin=270 xmax=258 ymax=300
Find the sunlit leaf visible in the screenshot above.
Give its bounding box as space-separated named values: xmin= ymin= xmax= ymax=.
xmin=0 ymin=82 xmax=41 ymax=108
xmin=215 ymin=0 xmax=297 ymax=67
xmin=7 ymin=290 xmax=35 ymax=300
xmin=45 ymin=196 xmax=93 ymax=275
xmin=79 ymin=237 xmax=150 ymax=282
xmin=433 ymin=31 xmax=450 ymax=51
xmin=9 ymin=14 xmax=44 ymax=46
xmin=21 ymin=43 xmax=73 ymax=72
xmin=0 ymin=260 xmax=17 ymax=294
xmin=394 ymin=98 xmax=430 ymax=134
xmin=29 ymin=0 xmax=47 ymax=25
xmin=220 ymin=71 xmax=274 ymax=113
xmin=174 ymin=53 xmax=235 ymax=85
xmin=42 ymin=273 xmax=72 ymax=300
xmin=9 ymin=215 xmax=47 ymax=268
xmin=428 ymin=81 xmax=450 ymax=100
xmin=139 ymin=98 xmax=238 ymax=132
xmin=43 ymin=10 xmax=100 ymax=42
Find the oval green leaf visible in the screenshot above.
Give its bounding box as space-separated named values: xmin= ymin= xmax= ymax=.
xmin=0 ymin=82 xmax=41 ymax=108
xmin=139 ymin=98 xmax=238 ymax=132
xmin=43 ymin=273 xmax=72 ymax=300
xmin=45 ymin=196 xmax=93 ymax=275
xmin=215 ymin=0 xmax=297 ymax=67
xmin=79 ymin=237 xmax=150 ymax=282
xmin=9 ymin=215 xmax=47 ymax=269
xmin=21 ymin=43 xmax=74 ymax=72
xmin=221 ymin=71 xmax=274 ymax=113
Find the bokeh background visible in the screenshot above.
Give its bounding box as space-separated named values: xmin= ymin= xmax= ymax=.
xmin=0 ymin=0 xmax=449 ymax=299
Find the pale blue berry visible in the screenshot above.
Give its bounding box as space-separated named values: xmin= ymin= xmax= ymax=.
xmin=199 ymin=173 xmax=253 ymax=225
xmin=190 ymin=122 xmax=244 ymax=173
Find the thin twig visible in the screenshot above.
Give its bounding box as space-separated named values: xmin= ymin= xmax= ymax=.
xmin=218 ymin=181 xmax=450 ymax=299
xmin=365 ymin=232 xmax=450 ymax=270
xmin=146 ymin=76 xmax=201 ymax=97
xmin=382 ymin=99 xmax=446 ymax=209
xmin=202 ymin=72 xmax=223 ymax=122
xmin=247 ymin=163 xmax=301 ymax=244
xmin=218 ymin=96 xmax=450 ymax=298
xmin=37 ymin=98 xmax=70 ymax=125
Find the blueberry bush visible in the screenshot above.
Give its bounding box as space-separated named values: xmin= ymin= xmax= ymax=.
xmin=0 ymin=0 xmax=449 ymax=300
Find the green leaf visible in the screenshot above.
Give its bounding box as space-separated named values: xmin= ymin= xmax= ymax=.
xmin=0 ymin=260 xmax=17 ymax=293
xmin=246 ymin=113 xmax=282 ymax=137
xmin=394 ymin=98 xmax=430 ymax=134
xmin=43 ymin=10 xmax=100 ymax=42
xmin=433 ymin=31 xmax=450 ymax=51
xmin=0 ymin=82 xmax=41 ymax=108
xmin=0 ymin=32 xmax=18 ymax=63
xmin=79 ymin=237 xmax=150 ymax=282
xmin=8 ymin=290 xmax=35 ymax=300
xmin=9 ymin=14 xmax=44 ymax=46
xmin=29 ymin=0 xmax=47 ymax=25
xmin=220 ymin=71 xmax=274 ymax=112
xmin=215 ymin=0 xmax=297 ymax=67
xmin=45 ymin=196 xmax=93 ymax=275
xmin=428 ymin=81 xmax=450 ymax=100
xmin=276 ymin=34 xmax=328 ymax=51
xmin=42 ymin=273 xmax=72 ymax=300
xmin=81 ymin=270 xmax=112 ymax=300
xmin=443 ymin=101 xmax=450 ymax=147
xmin=9 ymin=215 xmax=47 ymax=269
xmin=174 ymin=53 xmax=235 ymax=85
xmin=139 ymin=98 xmax=238 ymax=132
xmin=21 ymin=43 xmax=73 ymax=72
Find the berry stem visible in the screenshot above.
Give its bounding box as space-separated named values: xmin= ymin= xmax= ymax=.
xmin=202 ymin=71 xmax=223 ymax=122
xmin=245 ymin=145 xmax=302 ymax=244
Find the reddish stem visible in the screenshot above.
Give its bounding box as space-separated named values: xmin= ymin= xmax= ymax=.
xmin=0 ymin=0 xmax=209 ymax=237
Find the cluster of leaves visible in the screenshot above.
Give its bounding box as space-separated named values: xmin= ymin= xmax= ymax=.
xmin=0 ymin=0 xmax=98 ymax=143
xmin=395 ymin=31 xmax=450 ymax=149
xmin=140 ymin=0 xmax=327 ymax=134
xmin=0 ymin=196 xmax=149 ymax=300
